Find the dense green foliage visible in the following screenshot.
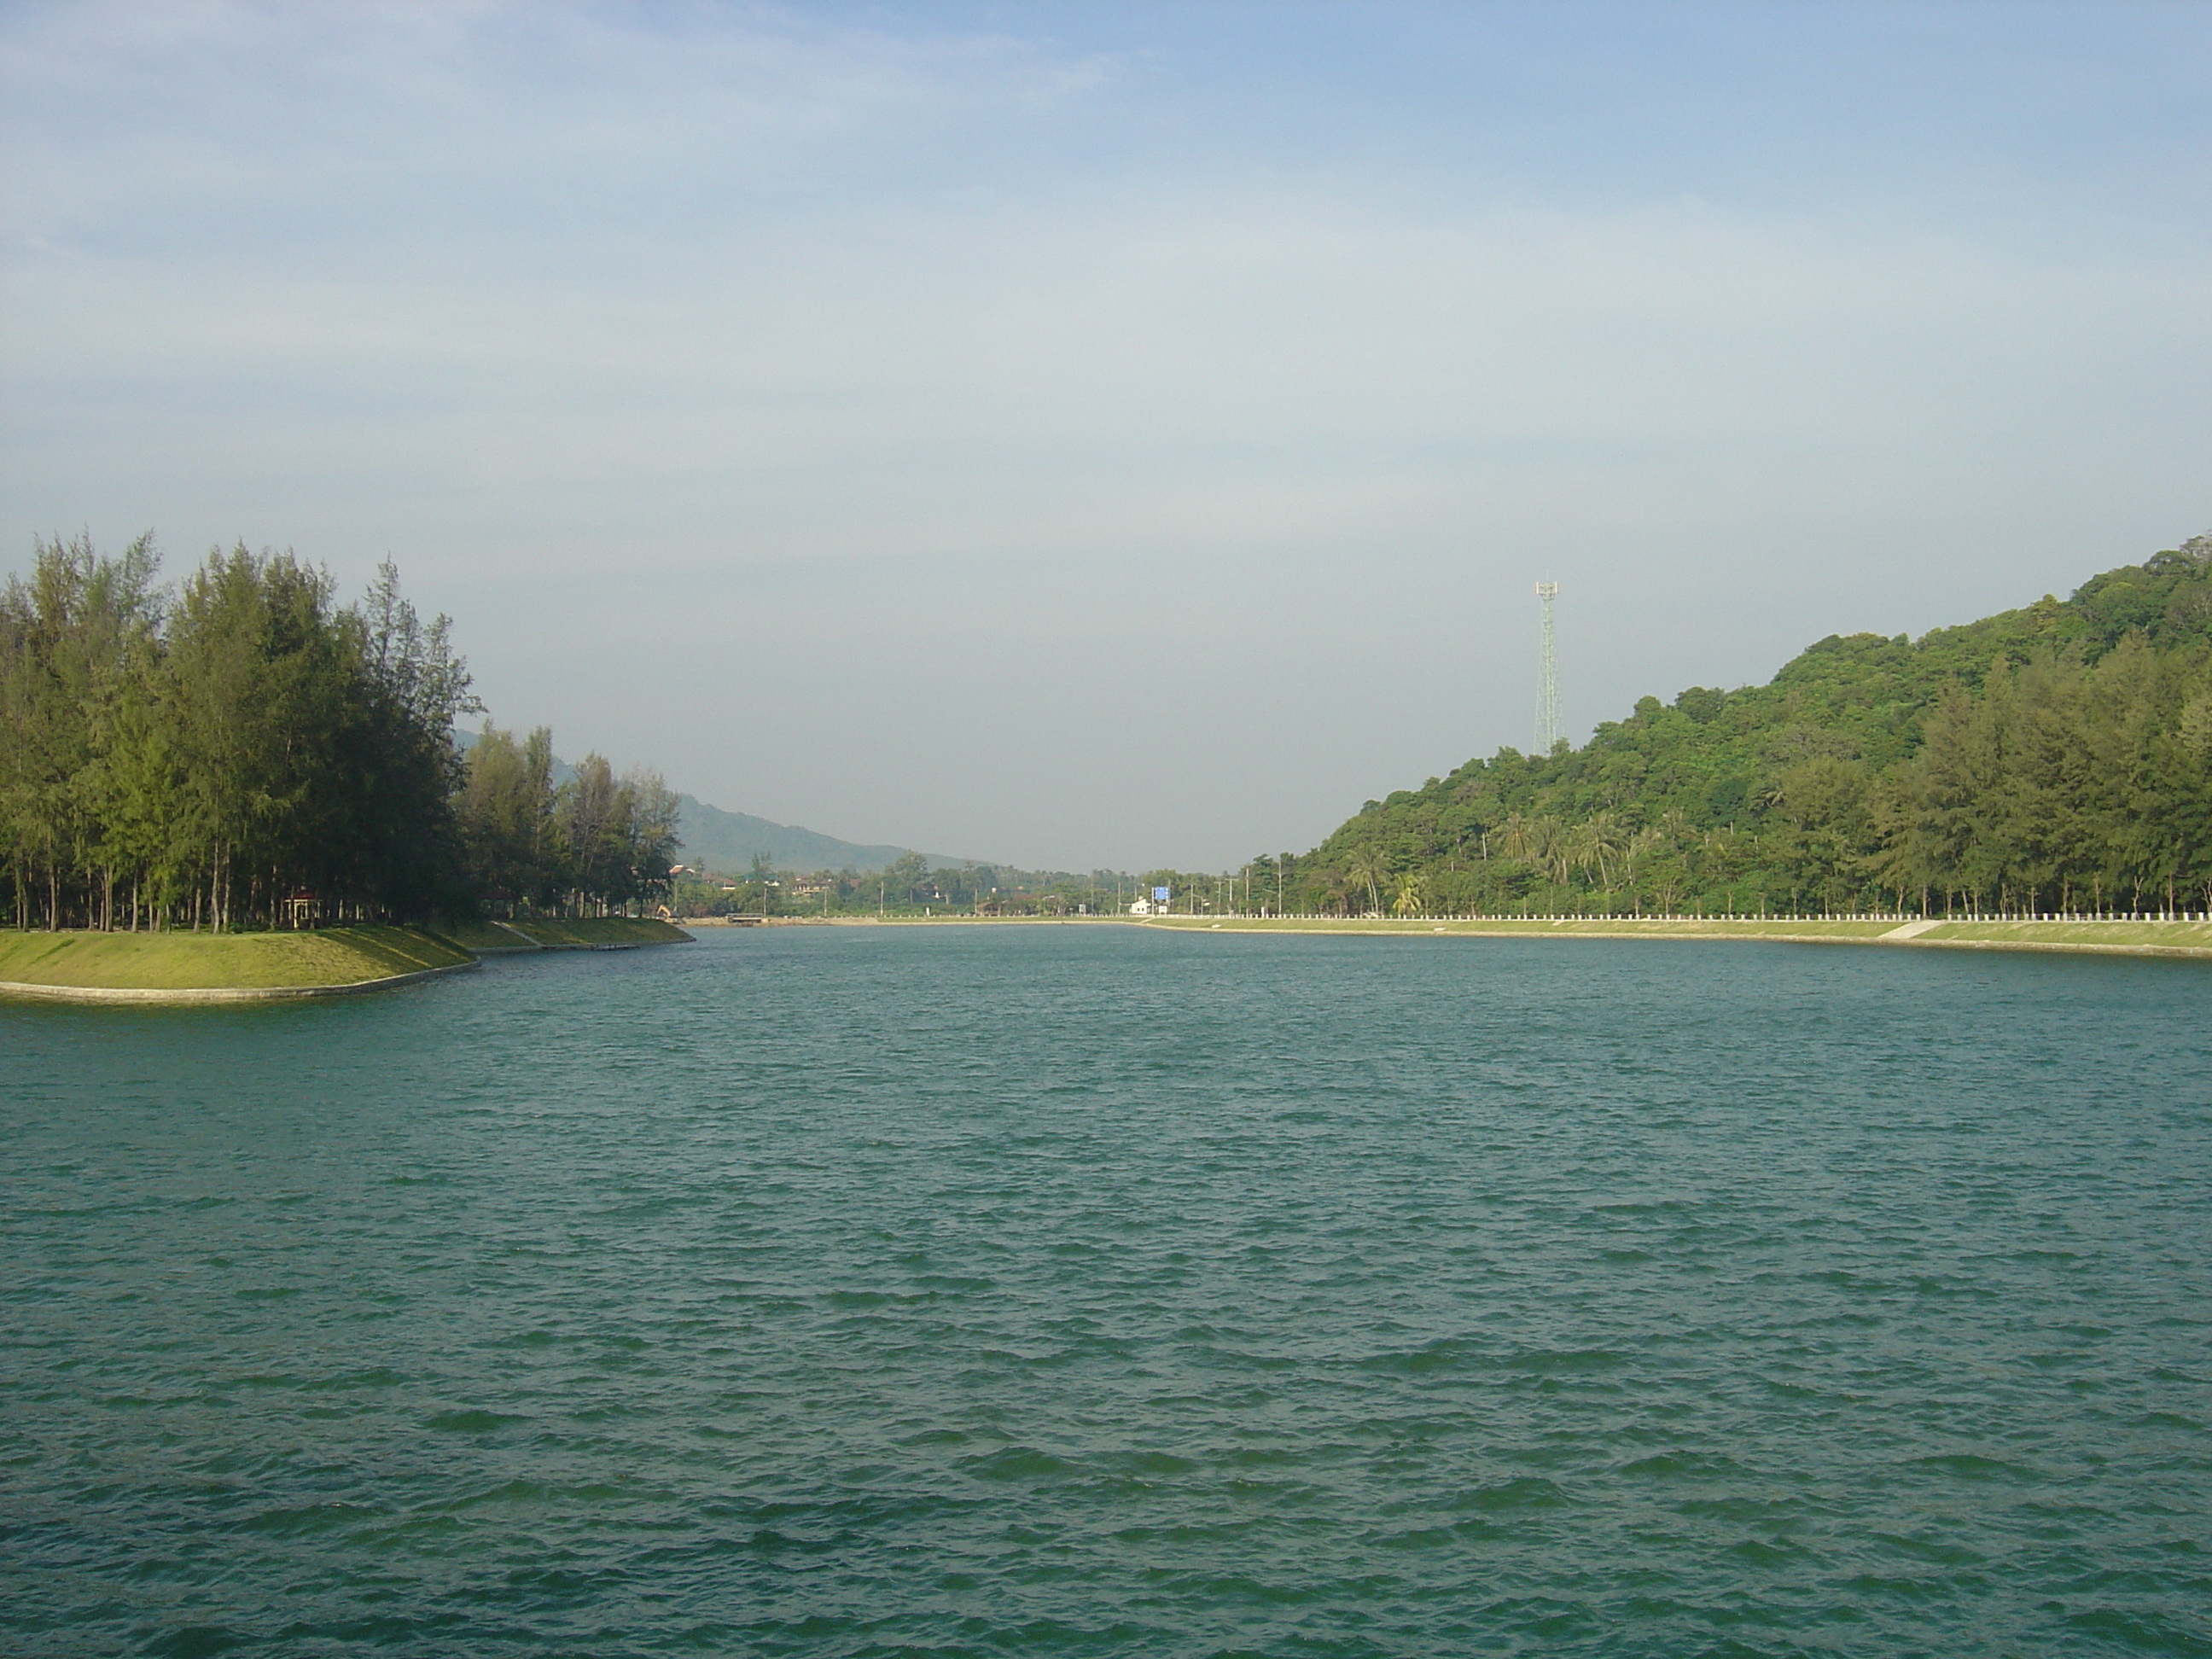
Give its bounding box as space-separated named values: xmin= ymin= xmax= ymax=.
xmin=2 ymin=535 xmax=678 ymax=929
xmin=455 ymin=725 xmax=672 ymax=924
xmin=670 ymin=853 xmax=1129 ymax=918
xmin=1271 ymin=535 xmax=2212 ymax=918
xmin=2 ymin=535 xmax=474 ymax=929
xmin=458 ymin=726 xmax=679 ymax=918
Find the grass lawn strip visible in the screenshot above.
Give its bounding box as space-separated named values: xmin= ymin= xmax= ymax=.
xmin=0 ymin=925 xmax=474 ymax=992
xmin=0 ymin=917 xmax=693 ymax=1000
xmin=434 ymin=921 xmax=534 ymax=952
xmin=493 ymin=917 xmax=692 ymax=948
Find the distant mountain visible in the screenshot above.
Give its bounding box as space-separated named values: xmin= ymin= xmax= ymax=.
xmin=458 ymin=732 xmax=959 ymax=874
xmin=673 ymin=795 xmax=958 ymax=875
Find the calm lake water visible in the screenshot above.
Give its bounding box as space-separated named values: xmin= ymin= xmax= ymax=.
xmin=3 ymin=925 xmax=2209 ymax=1657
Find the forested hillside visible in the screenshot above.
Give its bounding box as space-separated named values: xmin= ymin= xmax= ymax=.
xmin=1270 ymin=534 xmax=2212 ymax=918
xmin=2 ymin=535 xmax=678 ymax=930
xmin=672 ymin=794 xmax=948 ymax=876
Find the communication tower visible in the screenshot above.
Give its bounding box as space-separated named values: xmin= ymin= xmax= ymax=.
xmin=1534 ymin=580 xmax=1560 ymax=754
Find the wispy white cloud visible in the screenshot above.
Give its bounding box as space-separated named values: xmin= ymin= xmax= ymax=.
xmin=3 ymin=1 xmax=2207 ymax=866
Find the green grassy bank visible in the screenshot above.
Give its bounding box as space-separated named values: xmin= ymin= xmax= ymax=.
xmin=0 ymin=917 xmax=691 ymax=997
xmin=1138 ymin=915 xmax=2212 ymax=957
xmin=0 ymin=925 xmax=476 ymax=992
xmin=442 ymin=917 xmax=693 ymax=951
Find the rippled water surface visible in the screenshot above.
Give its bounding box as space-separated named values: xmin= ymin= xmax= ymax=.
xmin=4 ymin=925 xmax=2210 ymax=1656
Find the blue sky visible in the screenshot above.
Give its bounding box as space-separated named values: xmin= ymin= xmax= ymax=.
xmin=3 ymin=2 xmax=2206 ymax=869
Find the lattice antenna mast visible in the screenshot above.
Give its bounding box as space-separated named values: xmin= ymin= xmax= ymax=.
xmin=1534 ymin=581 xmax=1560 ymax=754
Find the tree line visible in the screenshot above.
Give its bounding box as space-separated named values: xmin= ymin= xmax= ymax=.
xmin=457 ymin=726 xmax=679 ymax=919
xmin=667 ymin=852 xmax=1127 ymax=917
xmin=1 ymin=534 xmax=678 ymax=930
xmin=1267 ymin=535 xmax=2212 ymax=919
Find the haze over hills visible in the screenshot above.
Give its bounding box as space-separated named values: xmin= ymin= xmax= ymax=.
xmin=463 ymin=731 xmax=965 ymax=874
xmin=672 ymin=795 xmax=962 ymax=876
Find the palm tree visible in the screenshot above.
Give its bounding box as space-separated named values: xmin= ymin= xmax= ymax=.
xmin=1577 ymin=811 xmax=1627 ymax=887
xmin=1621 ymin=824 xmax=1665 ymax=912
xmin=1393 ymin=871 xmax=1428 ymax=916
xmin=1344 ymin=844 xmax=1391 ymax=917
xmin=1544 ymin=828 xmax=1578 ymax=888
xmin=1497 ymin=812 xmax=1545 ymax=864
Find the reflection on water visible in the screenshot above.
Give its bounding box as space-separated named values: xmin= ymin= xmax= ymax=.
xmin=3 ymin=927 xmax=2208 ymax=1656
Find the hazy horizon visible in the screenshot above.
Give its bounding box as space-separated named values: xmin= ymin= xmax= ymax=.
xmin=4 ymin=2 xmax=2206 ymax=870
